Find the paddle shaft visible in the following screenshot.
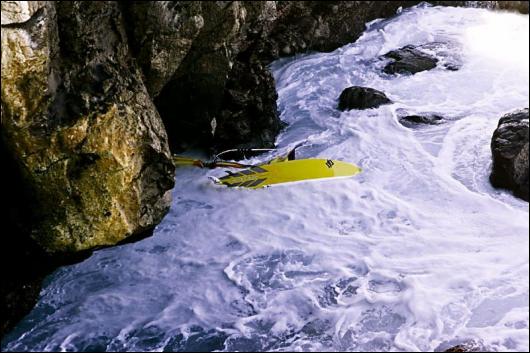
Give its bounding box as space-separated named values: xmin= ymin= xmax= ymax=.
xmin=172 ymin=156 xmax=251 ymax=169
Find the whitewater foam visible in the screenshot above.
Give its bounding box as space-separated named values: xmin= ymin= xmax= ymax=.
xmin=2 ymin=4 xmax=528 ymax=352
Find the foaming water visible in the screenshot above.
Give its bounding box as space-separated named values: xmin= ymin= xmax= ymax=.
xmin=2 ymin=4 xmax=528 ymax=352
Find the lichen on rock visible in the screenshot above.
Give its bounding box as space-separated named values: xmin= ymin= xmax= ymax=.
xmin=1 ymin=1 xmax=175 ymax=252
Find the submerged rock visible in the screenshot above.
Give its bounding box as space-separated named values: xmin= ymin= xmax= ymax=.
xmin=415 ymin=41 xmax=463 ymax=71
xmin=443 ymin=344 xmax=481 ymax=352
xmin=439 ymin=339 xmax=488 ymax=352
xmin=399 ymin=113 xmax=445 ymax=127
xmin=490 ymin=108 xmax=529 ymax=201
xmin=383 ymin=45 xmax=438 ymax=75
xmin=338 ymin=86 xmax=392 ymax=111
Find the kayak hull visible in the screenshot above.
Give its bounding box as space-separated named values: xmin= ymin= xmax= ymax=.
xmin=215 ymin=159 xmax=362 ymax=189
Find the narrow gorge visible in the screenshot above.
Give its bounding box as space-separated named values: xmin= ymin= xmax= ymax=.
xmin=1 ymin=1 xmax=528 ymax=351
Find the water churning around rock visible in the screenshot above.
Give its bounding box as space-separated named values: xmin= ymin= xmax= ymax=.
xmin=2 ymin=4 xmax=529 ymax=352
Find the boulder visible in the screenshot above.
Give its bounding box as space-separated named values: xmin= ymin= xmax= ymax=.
xmin=443 ymin=343 xmax=482 ymax=352
xmin=1 ymin=1 xmax=175 ymax=253
xmin=338 ymin=86 xmax=392 ymax=111
xmin=383 ymin=45 xmax=438 ymax=75
xmin=490 ymin=109 xmax=529 ymax=201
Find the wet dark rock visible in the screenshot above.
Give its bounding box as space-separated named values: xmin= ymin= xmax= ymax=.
xmin=215 ymin=55 xmax=283 ymax=151
xmin=441 ymin=341 xmax=485 ymax=352
xmin=399 ymin=113 xmax=445 ymax=127
xmin=137 ymin=1 xmax=425 ymax=152
xmin=416 ymin=41 xmax=463 ymax=71
xmin=383 ymin=45 xmax=438 ymax=75
xmin=444 ymin=64 xmax=460 ymax=71
xmin=444 ymin=345 xmax=470 ymax=352
xmin=496 ymin=1 xmax=529 ymax=14
xmin=436 ymin=338 xmax=488 ymax=352
xmin=384 ymin=40 xmax=466 ymax=74
xmin=490 ymin=108 xmax=529 ymax=201
xmin=338 ymin=86 xmax=392 ymax=111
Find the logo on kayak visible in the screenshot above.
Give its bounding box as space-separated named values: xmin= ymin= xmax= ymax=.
xmin=326 ymin=160 xmax=334 ymax=168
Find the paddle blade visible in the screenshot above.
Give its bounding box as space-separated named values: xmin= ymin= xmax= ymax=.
xmin=172 ymin=156 xmax=204 ymax=168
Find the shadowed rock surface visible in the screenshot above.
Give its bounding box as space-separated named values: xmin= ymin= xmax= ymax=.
xmin=133 ymin=1 xmax=425 ymax=151
xmin=490 ymin=108 xmax=529 ymax=201
xmin=338 ymin=86 xmax=393 ymax=111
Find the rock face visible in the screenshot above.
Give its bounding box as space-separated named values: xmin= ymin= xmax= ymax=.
xmin=383 ymin=45 xmax=439 ymax=75
xmin=338 ymin=86 xmax=393 ymax=111
xmin=496 ymin=1 xmax=529 ymax=13
xmin=1 ymin=1 xmax=175 ymax=252
xmin=121 ymin=2 xmax=205 ymax=98
xmin=1 ymin=0 xmax=175 ymax=338
xmin=124 ymin=1 xmax=529 ymax=152
xmin=490 ymin=109 xmax=529 ymax=201
xmin=130 ymin=1 xmax=282 ymax=152
xmin=130 ymin=1 xmax=427 ymax=152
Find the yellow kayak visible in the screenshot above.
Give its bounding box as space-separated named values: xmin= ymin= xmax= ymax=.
xmin=214 ymin=159 xmax=362 ymax=189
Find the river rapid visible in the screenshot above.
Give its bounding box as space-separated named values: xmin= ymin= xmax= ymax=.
xmin=2 ymin=4 xmax=529 ymax=352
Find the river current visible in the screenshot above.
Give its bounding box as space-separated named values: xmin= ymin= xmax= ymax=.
xmin=2 ymin=4 xmax=529 ymax=352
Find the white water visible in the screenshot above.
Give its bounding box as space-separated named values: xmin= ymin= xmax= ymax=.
xmin=2 ymin=4 xmax=529 ymax=352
